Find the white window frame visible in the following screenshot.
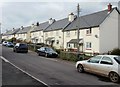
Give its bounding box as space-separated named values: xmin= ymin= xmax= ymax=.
xmin=86 ymin=42 xmax=92 ymax=49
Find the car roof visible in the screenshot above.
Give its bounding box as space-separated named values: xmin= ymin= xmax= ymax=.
xmin=97 ymin=55 xmax=120 ymax=58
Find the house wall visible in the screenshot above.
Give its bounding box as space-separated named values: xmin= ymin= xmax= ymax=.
xmin=44 ymin=30 xmax=63 ymax=49
xmin=16 ymin=33 xmax=27 ymax=40
xmin=64 ymin=30 xmax=77 ymax=49
xmin=31 ymin=31 xmax=44 ymax=43
xmin=64 ymin=27 xmax=100 ymax=53
xmin=100 ymin=9 xmax=119 ymax=53
xmin=83 ymin=27 xmax=100 ymax=53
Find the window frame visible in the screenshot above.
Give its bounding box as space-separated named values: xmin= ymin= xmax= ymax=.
xmin=100 ymin=56 xmax=113 ymax=65
xmin=86 ymin=42 xmax=92 ymax=50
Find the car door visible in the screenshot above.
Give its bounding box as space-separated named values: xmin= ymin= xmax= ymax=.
xmin=14 ymin=43 xmax=19 ymax=51
xmin=84 ymin=56 xmax=102 ymax=73
xmin=39 ymin=47 xmax=45 ymax=56
xmin=97 ymin=56 xmax=113 ymax=76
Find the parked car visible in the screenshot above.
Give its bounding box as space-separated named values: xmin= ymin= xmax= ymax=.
xmin=76 ymin=55 xmax=120 ymax=83
xmin=37 ymin=47 xmax=58 ymax=58
xmin=6 ymin=42 xmax=14 ymax=47
xmin=13 ymin=43 xmax=28 ymax=53
xmin=2 ymin=41 xmax=8 ymax=46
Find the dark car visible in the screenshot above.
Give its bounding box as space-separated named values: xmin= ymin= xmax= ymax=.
xmin=6 ymin=42 xmax=14 ymax=47
xmin=13 ymin=43 xmax=28 ymax=53
xmin=37 ymin=47 xmax=58 ymax=58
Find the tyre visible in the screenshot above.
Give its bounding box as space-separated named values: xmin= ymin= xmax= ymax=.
xmin=109 ymin=72 xmax=120 ymax=83
xmin=77 ymin=64 xmax=84 ymax=73
xmin=13 ymin=49 xmax=15 ymax=52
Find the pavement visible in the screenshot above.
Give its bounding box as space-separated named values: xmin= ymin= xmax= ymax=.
xmin=2 ymin=60 xmax=47 ymax=86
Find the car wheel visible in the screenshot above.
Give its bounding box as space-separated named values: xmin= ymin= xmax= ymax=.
xmin=109 ymin=72 xmax=120 ymax=83
xmin=77 ymin=64 xmax=84 ymax=73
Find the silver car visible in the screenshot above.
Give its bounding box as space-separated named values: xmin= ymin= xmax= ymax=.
xmin=76 ymin=55 xmax=120 ymax=83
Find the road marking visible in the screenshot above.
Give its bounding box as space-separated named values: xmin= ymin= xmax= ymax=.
xmin=0 ymin=56 xmax=9 ymax=62
xmin=0 ymin=56 xmax=50 ymax=87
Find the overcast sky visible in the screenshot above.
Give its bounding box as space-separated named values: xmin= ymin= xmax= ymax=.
xmin=0 ymin=0 xmax=119 ymax=33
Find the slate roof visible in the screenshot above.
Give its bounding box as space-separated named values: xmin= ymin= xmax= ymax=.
xmin=17 ymin=26 xmax=31 ymax=34
xmin=44 ymin=18 xmax=71 ymax=32
xmin=64 ymin=7 xmax=117 ymax=31
xmin=31 ymin=22 xmax=50 ymax=32
xmin=4 ymin=28 xmax=20 ymax=35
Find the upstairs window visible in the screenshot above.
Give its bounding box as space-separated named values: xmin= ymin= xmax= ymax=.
xmin=86 ymin=28 xmax=92 ymax=35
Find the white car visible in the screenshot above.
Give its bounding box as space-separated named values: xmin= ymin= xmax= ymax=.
xmin=2 ymin=41 xmax=8 ymax=46
xmin=76 ymin=55 xmax=120 ymax=83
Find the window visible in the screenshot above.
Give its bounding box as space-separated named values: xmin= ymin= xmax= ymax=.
xmin=74 ymin=43 xmax=77 ymax=48
xmin=100 ymin=57 xmax=113 ymax=65
xmin=86 ymin=28 xmax=92 ymax=35
xmin=66 ymin=31 xmax=70 ymax=37
xmin=114 ymin=57 xmax=120 ymax=64
xmin=67 ymin=43 xmax=71 ymax=48
xmin=88 ymin=56 xmax=102 ymax=63
xmin=86 ymin=42 xmax=92 ymax=49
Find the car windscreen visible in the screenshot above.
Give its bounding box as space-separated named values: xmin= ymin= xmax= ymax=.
xmin=45 ymin=48 xmax=54 ymax=52
xmin=20 ymin=44 xmax=27 ymax=47
xmin=114 ymin=57 xmax=120 ymax=64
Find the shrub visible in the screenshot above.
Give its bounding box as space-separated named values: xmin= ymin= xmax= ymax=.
xmin=110 ymin=48 xmax=120 ymax=56
xmin=59 ymin=51 xmax=79 ymax=62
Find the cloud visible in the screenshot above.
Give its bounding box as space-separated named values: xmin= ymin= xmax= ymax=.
xmin=1 ymin=1 xmax=118 ymax=33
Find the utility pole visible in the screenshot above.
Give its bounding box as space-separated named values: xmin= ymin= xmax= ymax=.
xmin=77 ymin=3 xmax=80 ymax=59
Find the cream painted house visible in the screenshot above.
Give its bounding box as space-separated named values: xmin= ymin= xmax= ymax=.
xmin=44 ymin=13 xmax=76 ymax=49
xmin=2 ymin=28 xmax=20 ymax=40
xmin=15 ymin=26 xmax=31 ymax=42
xmin=30 ymin=22 xmax=50 ymax=43
xmin=64 ymin=6 xmax=120 ymax=54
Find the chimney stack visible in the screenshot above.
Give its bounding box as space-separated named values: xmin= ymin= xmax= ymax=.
xmin=68 ymin=12 xmax=75 ymax=22
xmin=12 ymin=28 xmax=15 ymax=31
xmin=36 ymin=22 xmax=39 ymax=26
xmin=21 ymin=26 xmax=24 ymax=30
xmin=49 ymin=18 xmax=55 ymax=24
xmin=108 ymin=3 xmax=112 ymax=12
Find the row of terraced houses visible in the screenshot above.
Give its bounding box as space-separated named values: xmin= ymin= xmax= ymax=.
xmin=2 ymin=4 xmax=120 ymax=54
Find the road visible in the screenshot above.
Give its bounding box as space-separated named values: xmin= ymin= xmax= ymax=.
xmin=2 ymin=46 xmax=120 ymax=86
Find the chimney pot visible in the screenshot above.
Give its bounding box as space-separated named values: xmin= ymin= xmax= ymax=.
xmin=108 ymin=3 xmax=112 ymax=12
xmin=36 ymin=22 xmax=39 ymax=26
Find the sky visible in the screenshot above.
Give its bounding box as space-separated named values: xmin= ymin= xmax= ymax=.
xmin=0 ymin=0 xmax=120 ymax=33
